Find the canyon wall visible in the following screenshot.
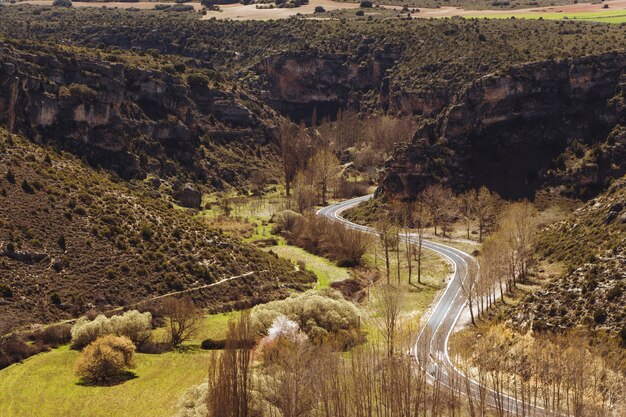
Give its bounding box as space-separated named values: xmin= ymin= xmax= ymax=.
xmin=0 ymin=41 xmax=280 ymax=189
xmin=255 ymin=49 xmax=400 ymax=121
xmin=378 ymin=51 xmax=626 ymax=200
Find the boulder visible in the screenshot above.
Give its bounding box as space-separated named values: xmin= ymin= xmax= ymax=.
xmin=605 ymin=211 xmax=618 ymax=225
xmin=610 ymin=202 xmax=623 ymax=213
xmin=175 ymin=183 xmax=202 ymax=209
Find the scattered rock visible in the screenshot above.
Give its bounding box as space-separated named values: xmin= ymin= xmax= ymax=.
xmin=0 ymin=249 xmax=49 ymax=263
xmin=610 ymin=202 xmax=623 ymax=213
xmin=605 ymin=212 xmax=617 ymax=224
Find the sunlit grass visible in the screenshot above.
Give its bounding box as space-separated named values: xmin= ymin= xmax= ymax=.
xmin=0 ymin=346 xmax=211 ymax=417
xmin=465 ymin=9 xmax=626 ymax=23
xmin=268 ymin=245 xmax=350 ymax=288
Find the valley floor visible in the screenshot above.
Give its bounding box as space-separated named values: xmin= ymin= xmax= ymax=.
xmin=0 ymin=193 xmax=452 ymax=417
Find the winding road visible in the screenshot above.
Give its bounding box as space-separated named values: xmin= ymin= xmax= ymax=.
xmin=318 ymin=195 xmax=547 ymax=417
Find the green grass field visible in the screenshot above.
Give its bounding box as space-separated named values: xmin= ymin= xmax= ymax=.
xmin=0 ymin=310 xmax=245 ymax=417
xmin=268 ymin=245 xmax=350 ymax=288
xmin=0 ymin=346 xmax=211 ymax=417
xmin=466 ymin=9 xmax=626 ymax=23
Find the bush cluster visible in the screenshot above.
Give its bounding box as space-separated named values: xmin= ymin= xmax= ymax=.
xmin=71 ymin=310 xmax=152 ymax=350
xmin=0 ymin=324 xmax=71 ymax=370
xmin=279 ymin=214 xmax=370 ymax=267
xmin=74 ymin=335 xmax=136 ymax=384
xmin=252 ymin=289 xmax=364 ymax=349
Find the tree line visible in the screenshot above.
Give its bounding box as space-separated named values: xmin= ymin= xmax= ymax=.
xmin=372 ymin=185 xmax=501 ymax=286
xmin=188 ymin=309 xmax=626 ymax=417
xmin=279 ymin=112 xmax=416 ymax=212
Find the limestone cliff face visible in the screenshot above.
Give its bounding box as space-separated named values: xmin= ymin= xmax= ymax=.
xmin=254 ymin=50 xmax=458 ymax=120
xmin=255 ymin=50 xmax=400 ymax=121
xmin=0 ymin=41 xmax=278 ymax=186
xmin=378 ymin=51 xmax=626 ymax=200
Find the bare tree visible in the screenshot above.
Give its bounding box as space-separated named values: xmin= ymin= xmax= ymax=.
xmin=460 ymin=259 xmax=480 ymax=326
xmin=162 ymin=297 xmax=200 ymax=347
xmin=458 ymin=189 xmax=477 ymax=240
xmin=481 ymin=234 xmax=508 ymax=302
xmin=475 ymin=186 xmax=499 ymax=242
xmin=309 ymin=148 xmax=340 ymax=205
xmin=207 ymin=312 xmax=254 ymax=417
xmin=292 ymin=171 xmax=317 ymax=213
xmin=499 ymin=201 xmax=538 ymax=283
xmin=280 ymin=122 xmax=312 ymax=197
xmin=401 ymin=202 xmax=415 ymax=285
xmin=374 ymin=214 xmax=394 ymax=283
xmin=421 ymin=184 xmax=456 ymax=237
xmin=373 ymin=284 xmax=404 ymax=358
xmin=421 ymin=185 xmax=445 ymax=236
xmin=413 ymin=201 xmax=428 ymax=285
xmin=328 ymin=223 xmax=372 ymax=267
xmin=260 ymin=337 xmax=320 ymax=417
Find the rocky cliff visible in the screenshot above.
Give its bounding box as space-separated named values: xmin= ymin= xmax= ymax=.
xmin=0 ymin=40 xmax=282 ymax=191
xmin=378 ymin=51 xmax=626 ymax=200
xmin=255 ymin=49 xmax=400 ymax=121
xmin=254 ymin=51 xmax=456 ymax=120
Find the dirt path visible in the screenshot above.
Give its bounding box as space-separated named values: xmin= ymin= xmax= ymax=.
xmin=39 ymin=270 xmax=261 ymax=328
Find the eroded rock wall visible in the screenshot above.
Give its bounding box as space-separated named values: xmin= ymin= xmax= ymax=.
xmin=0 ymin=41 xmax=278 ymax=186
xmin=378 ymin=51 xmax=626 ymax=200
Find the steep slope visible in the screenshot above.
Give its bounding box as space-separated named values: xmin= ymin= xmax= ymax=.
xmin=0 ymin=129 xmax=314 ymax=329
xmin=0 ymin=39 xmax=283 ymax=196
xmin=378 ymin=51 xmax=626 ymax=200
xmin=512 ymin=175 xmax=626 ymax=335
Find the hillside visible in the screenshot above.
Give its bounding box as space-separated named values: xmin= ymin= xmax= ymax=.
xmin=0 ymin=38 xmax=284 ymax=198
xmin=511 ymin=175 xmax=626 ymax=335
xmin=0 ymin=129 xmax=314 ymax=329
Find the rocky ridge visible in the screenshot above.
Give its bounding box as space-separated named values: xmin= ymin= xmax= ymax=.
xmin=513 ymin=177 xmax=626 ymax=336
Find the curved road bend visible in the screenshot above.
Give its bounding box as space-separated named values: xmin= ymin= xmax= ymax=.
xmin=318 ymin=195 xmax=547 ymax=417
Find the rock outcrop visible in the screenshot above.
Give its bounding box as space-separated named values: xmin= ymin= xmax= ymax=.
xmin=0 ymin=40 xmax=280 ymax=186
xmin=255 ymin=49 xmax=400 ymax=121
xmin=378 ymin=51 xmax=626 ymax=200
xmin=175 ymin=183 xmax=202 ymax=209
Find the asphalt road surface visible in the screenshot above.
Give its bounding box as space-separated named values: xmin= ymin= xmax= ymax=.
xmin=318 ymin=195 xmax=550 ymax=417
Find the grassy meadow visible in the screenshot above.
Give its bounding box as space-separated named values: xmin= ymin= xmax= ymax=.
xmin=0 ymin=347 xmax=211 ymax=417
xmin=466 ymin=9 xmax=626 ymax=23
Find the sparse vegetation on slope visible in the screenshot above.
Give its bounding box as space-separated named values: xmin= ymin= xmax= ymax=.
xmin=0 ymin=129 xmax=314 ymax=329
xmin=513 ymin=175 xmax=626 ymax=335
